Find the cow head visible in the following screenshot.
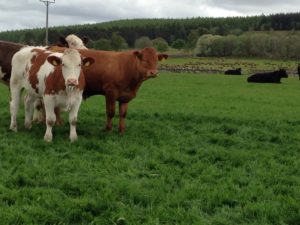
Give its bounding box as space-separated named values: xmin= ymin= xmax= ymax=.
xmin=278 ymin=69 xmax=288 ymax=78
xmin=59 ymin=34 xmax=89 ymax=49
xmin=134 ymin=47 xmax=168 ymax=80
xmin=47 ymin=49 xmax=94 ymax=88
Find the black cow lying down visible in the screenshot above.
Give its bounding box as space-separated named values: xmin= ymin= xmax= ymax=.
xmin=297 ymin=63 xmax=300 ymax=80
xmin=224 ymin=68 xmax=242 ymax=75
xmin=247 ymin=69 xmax=288 ymax=83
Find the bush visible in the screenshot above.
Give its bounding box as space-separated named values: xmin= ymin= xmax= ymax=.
xmin=194 ymin=34 xmax=222 ymax=56
xmin=93 ymin=38 xmax=112 ymax=50
xmin=152 ymin=37 xmax=168 ymax=52
xmin=171 ymin=39 xmax=186 ymax=50
xmin=134 ymin=36 xmax=153 ymax=49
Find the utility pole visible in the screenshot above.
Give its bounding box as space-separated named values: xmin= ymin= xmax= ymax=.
xmin=40 ymin=0 xmax=55 ymax=45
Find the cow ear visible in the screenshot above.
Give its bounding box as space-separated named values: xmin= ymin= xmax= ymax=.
xmin=134 ymin=50 xmax=143 ymax=60
xmin=82 ymin=57 xmax=95 ymax=67
xmin=158 ymin=54 xmax=168 ymax=61
xmin=82 ymin=36 xmax=89 ymax=45
xmin=47 ymin=56 xmax=62 ymax=66
xmin=59 ymin=36 xmax=68 ymax=47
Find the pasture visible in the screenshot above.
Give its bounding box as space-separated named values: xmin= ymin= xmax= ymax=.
xmin=0 ymin=58 xmax=300 ymax=224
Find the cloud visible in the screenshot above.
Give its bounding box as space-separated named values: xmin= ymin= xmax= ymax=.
xmin=0 ymin=0 xmax=299 ymax=31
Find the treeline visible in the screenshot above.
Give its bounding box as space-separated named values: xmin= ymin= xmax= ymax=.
xmin=0 ymin=12 xmax=300 ymax=58
xmin=194 ymin=31 xmax=300 ymax=59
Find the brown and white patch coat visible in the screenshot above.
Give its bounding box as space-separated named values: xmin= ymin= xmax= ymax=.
xmin=9 ymin=46 xmax=94 ymax=142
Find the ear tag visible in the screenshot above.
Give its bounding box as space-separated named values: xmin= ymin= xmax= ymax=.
xmin=52 ymin=60 xmax=58 ymax=66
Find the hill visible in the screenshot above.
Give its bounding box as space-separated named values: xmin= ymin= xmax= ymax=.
xmin=0 ymin=12 xmax=300 ymax=47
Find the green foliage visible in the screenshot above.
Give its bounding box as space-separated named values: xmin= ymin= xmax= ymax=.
xmin=111 ymin=32 xmax=127 ymax=50
xmin=194 ymin=32 xmax=300 ymax=59
xmin=1 ymin=12 xmax=300 ymax=50
xmin=93 ymin=38 xmax=112 ymax=50
xmin=134 ymin=36 xmax=153 ymax=49
xmin=194 ymin=34 xmax=222 ymax=56
xmin=186 ymin=30 xmax=199 ymax=49
xmin=0 ymin=61 xmax=300 ymax=224
xmin=152 ymin=37 xmax=168 ymax=52
xmin=171 ymin=39 xmax=186 ymax=50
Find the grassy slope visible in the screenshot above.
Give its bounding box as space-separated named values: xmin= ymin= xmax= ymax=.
xmin=0 ymin=71 xmax=299 ymax=225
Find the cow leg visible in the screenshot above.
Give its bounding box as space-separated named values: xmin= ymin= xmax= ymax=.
xmin=24 ymin=93 xmax=36 ymax=129
xmin=44 ymin=96 xmax=56 ymax=142
xmin=118 ymin=102 xmax=128 ymax=133
xmin=9 ymin=77 xmax=22 ymax=132
xmin=68 ymin=96 xmax=82 ymax=142
xmin=32 ymin=99 xmax=45 ymax=124
xmin=105 ymin=95 xmax=116 ymax=131
xmin=55 ymin=107 xmax=64 ymax=125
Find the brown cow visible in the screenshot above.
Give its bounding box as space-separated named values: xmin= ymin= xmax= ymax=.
xmin=0 ymin=40 xmax=24 ymax=86
xmin=50 ymin=47 xmax=168 ymax=133
xmin=83 ymin=47 xmax=168 ymax=133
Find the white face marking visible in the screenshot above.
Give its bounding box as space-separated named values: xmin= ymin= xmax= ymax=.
xmin=61 ymin=49 xmax=82 ymax=86
xmin=65 ymin=34 xmax=87 ymax=49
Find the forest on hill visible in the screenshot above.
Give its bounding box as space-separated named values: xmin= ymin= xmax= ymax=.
xmin=1 ymin=12 xmax=300 ymax=58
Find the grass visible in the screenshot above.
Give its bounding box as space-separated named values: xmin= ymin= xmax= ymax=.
xmin=0 ymin=65 xmax=300 ymax=224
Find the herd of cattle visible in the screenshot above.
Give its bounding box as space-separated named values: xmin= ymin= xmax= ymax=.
xmin=0 ymin=34 xmax=298 ymax=142
xmin=224 ymin=67 xmax=291 ymax=83
xmin=0 ymin=35 xmax=168 ymax=142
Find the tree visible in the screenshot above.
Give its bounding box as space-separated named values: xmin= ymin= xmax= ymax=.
xmin=93 ymin=38 xmax=112 ymax=50
xmin=152 ymin=37 xmax=168 ymax=52
xmin=171 ymin=39 xmax=186 ymax=50
xmin=186 ymin=30 xmax=199 ymax=49
xmin=20 ymin=31 xmax=36 ymax=45
xmin=194 ymin=34 xmax=222 ymax=56
xmin=111 ymin=32 xmax=127 ymax=50
xmin=134 ymin=36 xmax=153 ymax=49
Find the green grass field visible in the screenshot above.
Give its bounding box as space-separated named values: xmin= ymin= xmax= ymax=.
xmin=0 ymin=67 xmax=300 ymax=224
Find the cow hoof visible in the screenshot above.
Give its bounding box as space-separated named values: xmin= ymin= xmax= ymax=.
xmin=24 ymin=122 xmax=32 ymax=129
xmin=9 ymin=126 xmax=17 ymax=132
xmin=104 ymin=127 xmax=113 ymax=132
xmin=44 ymin=134 xmax=53 ymax=142
xmin=70 ymin=135 xmax=78 ymax=142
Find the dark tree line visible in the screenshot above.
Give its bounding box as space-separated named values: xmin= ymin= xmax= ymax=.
xmin=0 ymin=12 xmax=300 ymax=51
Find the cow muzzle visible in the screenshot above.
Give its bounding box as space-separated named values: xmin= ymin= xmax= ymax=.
xmin=147 ymin=70 xmax=158 ymax=78
xmin=66 ymin=78 xmax=78 ymax=87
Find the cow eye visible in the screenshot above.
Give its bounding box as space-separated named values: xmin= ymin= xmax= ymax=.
xmin=62 ymin=63 xmax=65 ymax=67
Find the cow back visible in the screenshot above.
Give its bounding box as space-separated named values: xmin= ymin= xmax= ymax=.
xmin=0 ymin=40 xmax=24 ymax=84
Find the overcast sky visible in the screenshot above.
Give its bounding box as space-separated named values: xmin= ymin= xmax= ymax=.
xmin=0 ymin=0 xmax=299 ymax=32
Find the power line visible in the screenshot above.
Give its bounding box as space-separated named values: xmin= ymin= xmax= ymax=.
xmin=40 ymin=0 xmax=55 ymax=45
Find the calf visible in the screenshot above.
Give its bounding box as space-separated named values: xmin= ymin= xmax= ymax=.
xmin=224 ymin=68 xmax=242 ymax=75
xmin=247 ymin=69 xmax=288 ymax=83
xmin=9 ymin=47 xmax=94 ymax=142
xmin=50 ymin=47 xmax=168 ymax=133
xmin=81 ymin=47 xmax=168 ymax=133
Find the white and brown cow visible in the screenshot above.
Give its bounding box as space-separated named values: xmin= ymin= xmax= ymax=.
xmin=9 ymin=47 xmax=94 ymax=142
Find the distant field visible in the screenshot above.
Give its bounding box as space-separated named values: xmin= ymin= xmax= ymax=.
xmin=0 ymin=63 xmax=300 ymax=224
xmin=161 ymin=56 xmax=300 ymax=75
